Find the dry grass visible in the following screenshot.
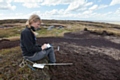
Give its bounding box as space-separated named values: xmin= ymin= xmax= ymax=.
xmin=1 ymin=20 xmax=120 ymax=40
xmin=0 ymin=47 xmax=50 ymax=80
xmin=107 ymin=22 xmax=120 ymax=25
xmin=36 ymin=28 xmax=71 ymax=37
xmin=0 ymin=27 xmax=23 ymax=38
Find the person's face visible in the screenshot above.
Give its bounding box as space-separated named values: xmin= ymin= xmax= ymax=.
xmin=32 ymin=21 xmax=41 ymax=29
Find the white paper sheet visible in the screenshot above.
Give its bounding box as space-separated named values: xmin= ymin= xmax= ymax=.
xmin=33 ymin=63 xmax=45 ymax=69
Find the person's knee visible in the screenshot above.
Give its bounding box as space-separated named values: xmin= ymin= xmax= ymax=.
xmin=51 ymin=46 xmax=54 ymax=50
xmin=48 ymin=46 xmax=54 ymax=51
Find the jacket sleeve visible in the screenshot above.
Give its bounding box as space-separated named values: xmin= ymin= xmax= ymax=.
xmin=21 ymin=31 xmax=42 ymax=53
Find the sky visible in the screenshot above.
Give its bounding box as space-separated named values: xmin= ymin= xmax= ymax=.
xmin=0 ymin=0 xmax=120 ymax=21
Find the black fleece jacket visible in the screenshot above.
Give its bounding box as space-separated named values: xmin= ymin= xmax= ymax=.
xmin=20 ymin=27 xmax=42 ymax=56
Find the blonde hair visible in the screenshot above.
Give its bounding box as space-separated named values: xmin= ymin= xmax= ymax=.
xmin=26 ymin=14 xmax=41 ymax=28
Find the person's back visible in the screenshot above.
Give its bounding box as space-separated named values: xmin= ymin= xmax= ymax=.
xmin=20 ymin=27 xmax=41 ymax=56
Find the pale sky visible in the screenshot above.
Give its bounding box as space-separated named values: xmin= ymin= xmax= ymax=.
xmin=0 ymin=0 xmax=120 ymax=21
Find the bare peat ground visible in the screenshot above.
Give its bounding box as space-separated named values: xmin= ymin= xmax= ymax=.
xmin=0 ymin=31 xmax=120 ymax=80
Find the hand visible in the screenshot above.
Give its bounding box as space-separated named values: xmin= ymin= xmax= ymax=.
xmin=41 ymin=44 xmax=47 ymax=50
